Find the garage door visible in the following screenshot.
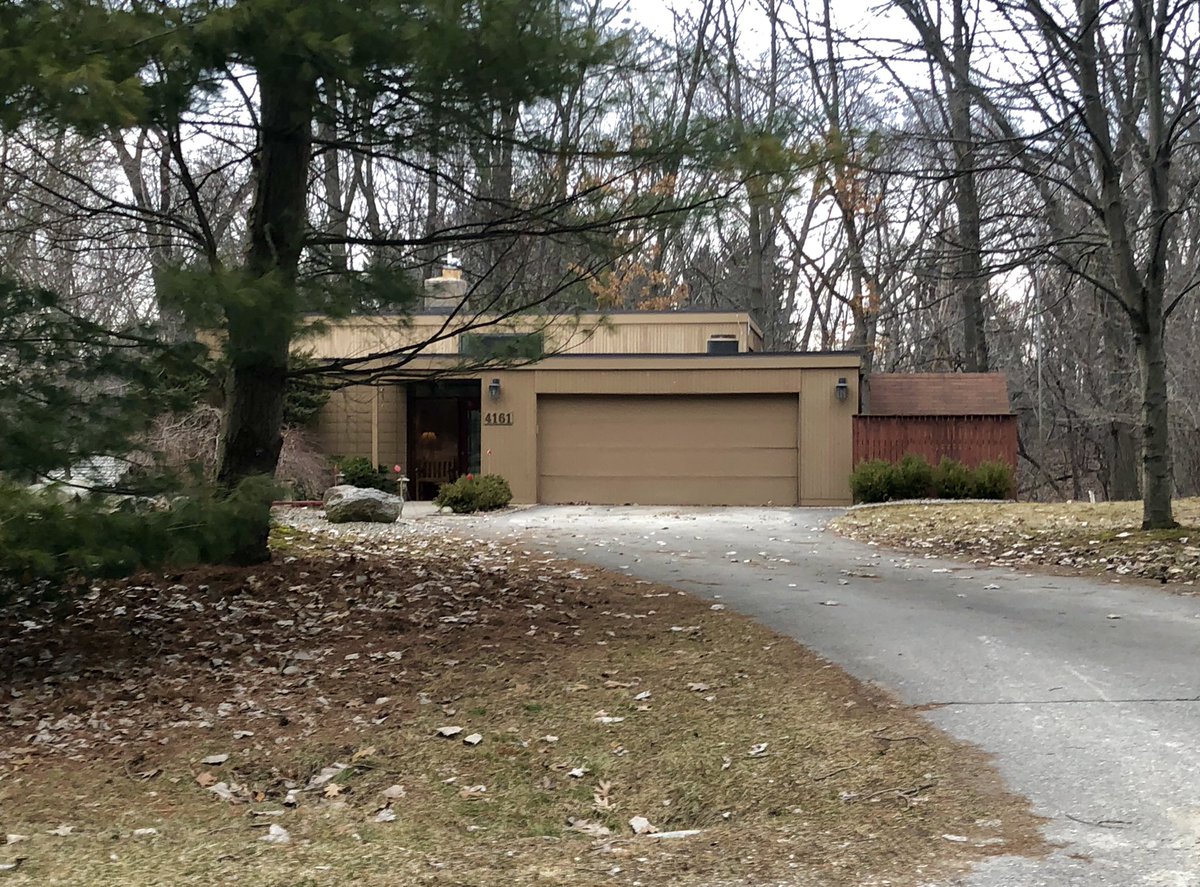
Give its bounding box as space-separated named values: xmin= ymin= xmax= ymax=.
xmin=537 ymin=394 xmax=799 ymax=506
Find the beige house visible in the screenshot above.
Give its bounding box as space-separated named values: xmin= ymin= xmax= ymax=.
xmin=306 ymin=278 xmax=860 ymax=505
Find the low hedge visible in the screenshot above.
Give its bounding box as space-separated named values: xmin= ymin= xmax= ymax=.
xmin=850 ymin=455 xmax=1013 ymax=504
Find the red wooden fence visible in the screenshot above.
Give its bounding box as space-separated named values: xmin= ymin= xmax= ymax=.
xmin=853 ymin=415 xmax=1018 ymax=469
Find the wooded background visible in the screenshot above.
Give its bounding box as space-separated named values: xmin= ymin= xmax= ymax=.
xmin=2 ymin=0 xmax=1197 ymax=514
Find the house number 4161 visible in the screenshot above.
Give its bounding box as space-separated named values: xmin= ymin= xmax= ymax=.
xmin=484 ymin=412 xmax=514 ymax=426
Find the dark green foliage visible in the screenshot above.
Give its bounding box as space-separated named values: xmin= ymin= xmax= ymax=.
xmin=433 ymin=474 xmax=513 ymax=514
xmin=338 ymin=457 xmax=400 ymax=494
xmin=0 ymin=278 xmax=204 ymax=485
xmin=0 ymin=477 xmax=276 ymax=593
xmin=283 ymin=356 xmax=332 ymax=427
xmin=849 ymin=460 xmax=896 ymax=504
xmin=973 ymin=461 xmax=1015 ymax=499
xmin=851 ymin=455 xmax=1012 ymax=503
xmin=933 ymin=458 xmax=975 ymax=499
xmin=893 ymin=454 xmax=934 ymax=499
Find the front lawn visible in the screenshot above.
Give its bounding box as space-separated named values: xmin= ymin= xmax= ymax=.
xmin=0 ymin=516 xmax=1043 ymax=885
xmin=833 ymin=499 xmax=1200 ymax=587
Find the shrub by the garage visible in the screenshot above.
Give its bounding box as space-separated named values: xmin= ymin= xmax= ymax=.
xmin=893 ymin=454 xmax=935 ymax=499
xmin=972 ymin=460 xmax=1015 ymax=499
xmin=850 ymin=456 xmax=1013 ymax=503
xmin=434 ymin=474 xmax=513 ymax=514
xmin=932 ymin=457 xmax=975 ymax=499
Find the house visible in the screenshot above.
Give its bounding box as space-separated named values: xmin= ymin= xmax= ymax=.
xmin=304 ymin=269 xmax=861 ymax=506
xmin=853 ymin=373 xmax=1017 ymax=470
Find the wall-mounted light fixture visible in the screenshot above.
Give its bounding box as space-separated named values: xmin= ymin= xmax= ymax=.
xmin=834 ymin=377 xmax=849 ymax=402
xmin=488 ymin=377 xmax=502 ymax=400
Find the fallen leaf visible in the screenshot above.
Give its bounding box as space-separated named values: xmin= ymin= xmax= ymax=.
xmin=628 ymin=815 xmax=657 ymax=835
xmin=260 ymin=824 xmax=291 ymax=844
xmin=648 ymin=829 xmax=702 ymax=840
xmin=382 ymin=785 xmax=407 ymax=801
xmin=567 ymin=817 xmax=612 ymax=837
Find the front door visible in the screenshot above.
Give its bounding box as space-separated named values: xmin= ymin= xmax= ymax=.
xmin=407 ymin=381 xmax=482 ymax=499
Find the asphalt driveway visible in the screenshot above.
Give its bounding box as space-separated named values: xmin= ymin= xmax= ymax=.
xmin=463 ymin=505 xmax=1200 ymax=887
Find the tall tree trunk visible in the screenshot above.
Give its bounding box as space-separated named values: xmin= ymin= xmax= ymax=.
xmin=1100 ymin=297 xmax=1139 ymax=499
xmin=1135 ymin=317 xmax=1175 ymax=528
xmin=948 ymin=0 xmax=988 ymax=372
xmin=319 ymin=82 xmax=348 ymax=273
xmin=217 ymin=64 xmax=315 ymax=563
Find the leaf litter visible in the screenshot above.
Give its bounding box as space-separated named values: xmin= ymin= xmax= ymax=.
xmin=0 ymin=510 xmax=1046 ymax=886
xmin=834 ymin=500 xmax=1200 ymax=588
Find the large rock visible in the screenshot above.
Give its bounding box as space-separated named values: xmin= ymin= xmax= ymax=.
xmin=323 ymin=485 xmax=403 ymax=523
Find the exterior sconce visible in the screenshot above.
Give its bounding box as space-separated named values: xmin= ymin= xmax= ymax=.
xmin=488 ymin=377 xmax=502 ymax=400
xmin=835 ymin=377 xmax=849 ymax=402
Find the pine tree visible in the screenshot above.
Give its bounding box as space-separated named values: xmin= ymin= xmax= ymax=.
xmin=0 ymin=0 xmax=614 ymax=562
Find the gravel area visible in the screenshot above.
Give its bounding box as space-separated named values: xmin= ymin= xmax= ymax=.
xmin=272 ymin=504 xmax=449 ymax=539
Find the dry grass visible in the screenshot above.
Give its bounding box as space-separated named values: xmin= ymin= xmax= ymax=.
xmin=0 ymin=521 xmax=1045 ymax=885
xmin=833 ymin=499 xmax=1200 ymax=587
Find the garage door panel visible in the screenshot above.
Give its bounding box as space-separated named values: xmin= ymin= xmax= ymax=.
xmin=540 ymin=446 xmax=798 ymax=477
xmin=537 ymin=394 xmax=798 ymax=506
xmin=539 ymin=476 xmax=796 ymax=507
xmin=543 ymin=399 xmax=796 ymax=449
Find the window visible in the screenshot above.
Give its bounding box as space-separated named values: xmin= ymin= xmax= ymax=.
xmin=459 ymin=332 xmax=545 ymax=361
xmin=707 ymin=336 xmax=739 ymax=355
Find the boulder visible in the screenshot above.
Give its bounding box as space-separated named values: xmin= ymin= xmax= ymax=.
xmin=323 ymin=485 xmax=403 ymax=523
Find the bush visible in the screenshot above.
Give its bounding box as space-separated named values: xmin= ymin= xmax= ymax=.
xmin=849 ymin=459 xmax=897 ymax=504
xmin=933 ymin=457 xmax=975 ymax=499
xmin=973 ymin=460 xmax=1014 ymax=499
xmin=433 ymin=473 xmax=513 ymax=514
xmin=338 ymin=456 xmax=399 ymax=494
xmin=0 ymin=476 xmax=276 ymax=593
xmin=893 ymin=454 xmax=934 ymax=499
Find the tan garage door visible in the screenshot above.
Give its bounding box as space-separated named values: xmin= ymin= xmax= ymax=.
xmin=537 ymin=394 xmax=799 ymax=506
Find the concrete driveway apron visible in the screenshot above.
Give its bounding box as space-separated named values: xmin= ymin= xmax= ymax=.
xmin=462 ymin=505 xmax=1200 ymax=887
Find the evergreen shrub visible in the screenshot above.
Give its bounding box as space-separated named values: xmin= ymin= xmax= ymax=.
xmin=433 ymin=474 xmax=513 ymax=514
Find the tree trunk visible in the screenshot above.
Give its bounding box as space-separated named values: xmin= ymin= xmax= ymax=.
xmin=1135 ymin=320 xmax=1176 ymax=529
xmin=216 ymin=64 xmax=315 ymax=563
xmin=948 ymin=0 xmax=988 ymax=372
xmin=1099 ymin=293 xmax=1139 ymax=499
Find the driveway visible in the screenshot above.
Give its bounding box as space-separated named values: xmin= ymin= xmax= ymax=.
xmin=462 ymin=505 xmax=1200 ymax=887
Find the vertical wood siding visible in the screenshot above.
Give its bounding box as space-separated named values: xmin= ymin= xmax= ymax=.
xmin=853 ymin=416 xmax=1018 ymax=470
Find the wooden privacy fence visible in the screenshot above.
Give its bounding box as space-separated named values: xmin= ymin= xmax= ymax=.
xmin=853 ymin=415 xmax=1018 ymax=469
